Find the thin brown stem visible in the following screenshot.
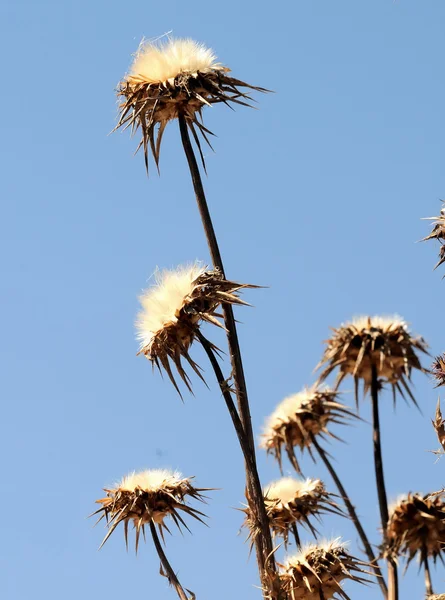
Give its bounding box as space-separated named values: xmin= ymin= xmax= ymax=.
xmin=149 ymin=521 xmax=189 ymax=600
xmin=424 ymin=551 xmax=434 ymax=596
xmin=291 ymin=522 xmax=301 ymax=549
xmin=178 ymin=113 xmax=277 ymax=596
xmin=371 ymin=364 xmax=397 ymax=600
xmin=311 ymin=433 xmax=388 ymax=598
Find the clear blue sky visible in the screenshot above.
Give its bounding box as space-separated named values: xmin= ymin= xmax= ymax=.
xmin=1 ymin=1 xmax=444 ymax=598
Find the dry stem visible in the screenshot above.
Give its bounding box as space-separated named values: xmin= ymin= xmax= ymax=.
xmin=149 ymin=521 xmax=190 ymax=600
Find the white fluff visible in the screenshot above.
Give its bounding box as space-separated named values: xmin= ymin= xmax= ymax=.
xmin=283 ymin=537 xmax=347 ymax=568
xmin=135 ymin=262 xmax=206 ymax=349
xmin=115 ymin=468 xmax=184 ymax=492
xmin=348 ymin=315 xmax=408 ymax=332
xmin=264 ymin=477 xmax=321 ymax=504
xmin=129 ymin=38 xmax=224 ymax=84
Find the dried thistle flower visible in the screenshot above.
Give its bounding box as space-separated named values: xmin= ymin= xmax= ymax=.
xmin=260 ymin=385 xmax=357 ymax=473
xmin=428 ymin=595 xmax=445 ymax=599
xmin=432 ymin=354 xmax=445 ymax=387
xmin=136 ymin=262 xmax=255 ymax=394
xmin=92 ymin=468 xmax=208 ymax=551
xmin=116 ymin=37 xmax=267 ymax=170
xmin=316 ymin=315 xmax=428 ymax=407
xmin=243 ymin=477 xmax=343 ymax=548
xmin=279 ymin=538 xmax=371 ymax=599
xmin=385 ymin=492 xmax=445 ymax=567
xmin=422 ymin=202 xmax=445 ymax=272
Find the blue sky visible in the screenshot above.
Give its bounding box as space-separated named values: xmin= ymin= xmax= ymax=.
xmin=1 ymin=1 xmax=445 ymax=598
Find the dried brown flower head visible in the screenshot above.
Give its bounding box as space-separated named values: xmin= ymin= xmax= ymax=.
xmin=260 ymin=385 xmax=357 ymax=473
xmin=422 ymin=202 xmax=445 ymax=272
xmin=115 ymin=37 xmax=267 ymax=171
xmin=428 ymin=595 xmax=445 ymax=599
xmin=92 ymin=469 xmax=208 ymax=551
xmin=243 ymin=477 xmax=343 ymax=548
xmin=432 ymin=354 xmax=445 ymax=388
xmin=385 ymin=492 xmax=445 ymax=567
xmin=279 ymin=539 xmax=371 ymax=599
xmin=316 ymin=315 xmax=428 ymax=407
xmin=136 ymin=262 xmax=255 ymax=394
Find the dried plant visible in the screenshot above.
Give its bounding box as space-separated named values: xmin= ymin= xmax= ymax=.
xmin=385 ymin=492 xmax=445 ymax=596
xmin=279 ymin=538 xmax=372 ymax=600
xmin=421 ymin=201 xmax=445 ymax=273
xmin=432 ymin=354 xmax=445 ymax=388
xmin=243 ymin=477 xmax=342 ymax=549
xmin=115 ymin=37 xmax=267 ymax=171
xmin=317 ymin=315 xmax=428 ymax=408
xmin=260 ymin=385 xmax=356 ymax=473
xmin=136 ymin=262 xmax=255 ymax=394
xmin=92 ymin=469 xmax=209 ymax=600
xmin=432 ymin=399 xmax=445 ymax=455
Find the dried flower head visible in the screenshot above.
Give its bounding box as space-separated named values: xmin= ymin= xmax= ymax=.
xmin=261 ymin=385 xmax=357 ymax=473
xmin=422 ymin=201 xmax=445 ymax=272
xmin=385 ymin=492 xmax=445 ymax=567
xmin=93 ymin=469 xmax=208 ymax=551
xmin=432 ymin=354 xmax=445 ymax=388
xmin=428 ymin=595 xmax=445 ymax=600
xmin=136 ymin=262 xmax=255 ymax=394
xmin=243 ymin=477 xmax=342 ymax=548
xmin=279 ymin=538 xmax=371 ymax=599
xmin=116 ymin=37 xmax=268 ymax=170
xmin=317 ymin=315 xmax=428 ymax=407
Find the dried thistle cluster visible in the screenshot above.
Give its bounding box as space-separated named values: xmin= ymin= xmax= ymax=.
xmin=116 ymin=37 xmax=267 ymax=170
xmin=136 ymin=263 xmax=254 ymax=393
xmin=432 ymin=354 xmax=445 ymax=388
xmin=261 ymin=385 xmax=357 ymax=473
xmin=385 ymin=492 xmax=445 ymax=566
xmin=317 ymin=315 xmax=428 ymax=406
xmin=279 ymin=539 xmax=371 ymax=600
xmin=93 ymin=469 xmax=208 ymax=551
xmin=422 ymin=201 xmax=445 ymax=272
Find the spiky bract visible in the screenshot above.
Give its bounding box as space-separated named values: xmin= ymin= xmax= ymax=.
xmin=317 ymin=315 xmax=428 ymax=407
xmin=432 ymin=354 xmax=445 ymax=388
xmin=385 ymin=492 xmax=445 ymax=567
xmin=115 ymin=37 xmax=268 ymax=171
xmin=93 ymin=469 xmax=208 ymax=551
xmin=136 ymin=263 xmax=255 ymax=394
xmin=279 ymin=539 xmax=371 ymax=599
xmin=244 ymin=477 xmax=342 ymax=547
xmin=261 ymin=385 xmax=357 ymax=473
xmin=422 ymin=202 xmax=445 ymax=272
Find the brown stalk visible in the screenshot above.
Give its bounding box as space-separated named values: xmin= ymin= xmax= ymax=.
xmin=424 ymin=549 xmax=434 ymax=596
xmin=371 ymin=364 xmax=398 ymax=600
xmin=149 ymin=521 xmax=190 ymax=600
xmin=310 ymin=433 xmax=388 ymax=598
xmin=178 ymin=112 xmax=277 ymax=596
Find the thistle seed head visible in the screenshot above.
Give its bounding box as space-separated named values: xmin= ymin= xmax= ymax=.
xmin=136 ymin=263 xmax=255 ymax=394
xmin=243 ymin=477 xmax=343 ymax=547
xmin=260 ymin=385 xmax=357 ymax=473
xmin=115 ymin=37 xmax=268 ymax=171
xmin=385 ymin=492 xmax=445 ymax=566
xmin=92 ymin=469 xmax=208 ymax=551
xmin=316 ymin=315 xmax=428 ymax=407
xmin=432 ymin=354 xmax=445 ymax=388
xmin=279 ymin=538 xmax=371 ymax=599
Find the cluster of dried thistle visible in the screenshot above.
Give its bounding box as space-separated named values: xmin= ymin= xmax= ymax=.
xmin=91 ymin=36 xmax=445 ymax=600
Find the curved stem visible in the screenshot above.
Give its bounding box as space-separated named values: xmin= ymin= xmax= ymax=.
xmin=178 ymin=113 xmax=277 ymax=596
xmin=311 ymin=434 xmax=388 ymax=598
xmin=149 ymin=521 xmax=189 ymax=600
xmin=424 ymin=551 xmax=434 ymax=596
xmin=371 ymin=364 xmax=397 ymax=600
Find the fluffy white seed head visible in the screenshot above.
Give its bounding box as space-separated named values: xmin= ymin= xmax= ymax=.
xmin=135 ymin=262 xmax=206 ymax=350
xmin=348 ymin=314 xmax=408 ymax=332
xmin=129 ymin=38 xmax=224 ymax=84
xmin=284 ymin=537 xmax=347 ymax=568
xmin=265 ymin=477 xmax=322 ymax=505
xmin=115 ymin=468 xmax=185 ymax=492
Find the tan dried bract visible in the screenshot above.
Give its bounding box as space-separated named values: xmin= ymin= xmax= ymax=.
xmin=279 ymin=539 xmax=372 ymax=600
xmin=384 ymin=492 xmax=445 ymax=567
xmin=92 ymin=470 xmax=208 ymax=552
xmin=316 ymin=316 xmax=428 ymax=407
xmin=432 ymin=398 xmax=445 ymax=454
xmin=261 ymin=386 xmax=358 ymax=473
